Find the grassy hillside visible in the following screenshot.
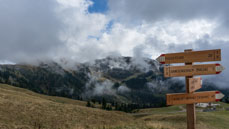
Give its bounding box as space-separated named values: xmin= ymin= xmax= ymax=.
xmin=0 ymin=84 xmax=134 ymax=129
xmin=0 ymin=83 xmax=229 ymax=129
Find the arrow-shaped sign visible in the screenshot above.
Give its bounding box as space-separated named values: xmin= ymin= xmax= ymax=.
xmin=215 ymin=91 xmax=225 ymax=101
xmin=164 ymin=64 xmax=225 ymax=77
xmin=156 ymin=49 xmax=221 ymax=64
xmin=166 ymin=91 xmax=224 ymax=105
xmin=189 ymin=77 xmax=202 ymax=93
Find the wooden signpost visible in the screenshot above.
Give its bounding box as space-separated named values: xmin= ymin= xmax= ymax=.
xmin=156 ymin=49 xmax=225 ymax=129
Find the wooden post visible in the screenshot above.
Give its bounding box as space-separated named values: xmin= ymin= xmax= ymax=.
xmin=185 ymin=49 xmax=196 ymax=129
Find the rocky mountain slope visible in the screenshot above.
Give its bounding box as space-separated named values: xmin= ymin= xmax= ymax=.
xmin=0 ymin=56 xmax=227 ymax=105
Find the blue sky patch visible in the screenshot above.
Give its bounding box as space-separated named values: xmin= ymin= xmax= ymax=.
xmin=105 ymin=20 xmax=114 ymax=32
xmin=88 ymin=35 xmax=100 ymax=40
xmin=88 ymin=0 xmax=108 ymax=13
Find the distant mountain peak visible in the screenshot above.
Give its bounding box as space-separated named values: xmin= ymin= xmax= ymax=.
xmin=0 ymin=56 xmax=224 ymax=105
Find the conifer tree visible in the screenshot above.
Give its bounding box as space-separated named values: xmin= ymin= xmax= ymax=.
xmin=86 ymin=100 xmax=91 ymax=107
xmin=102 ymin=98 xmax=107 ymax=109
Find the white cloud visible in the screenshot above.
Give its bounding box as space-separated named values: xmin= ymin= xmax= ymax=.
xmin=108 ymin=0 xmax=229 ymax=24
xmin=97 ymin=23 xmax=146 ymax=56
xmin=0 ymin=0 xmax=110 ymax=63
xmin=117 ymin=85 xmax=130 ymax=93
xmin=0 ymin=0 xmax=229 ymax=88
xmin=0 ymin=0 xmax=226 ymax=63
xmin=56 ymin=0 xmax=92 ymax=9
xmin=89 ymin=19 xmax=218 ymax=60
xmin=55 ymin=0 xmax=109 ymax=62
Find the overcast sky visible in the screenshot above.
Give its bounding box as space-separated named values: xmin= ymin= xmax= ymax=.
xmin=0 ymin=0 xmax=228 ymax=87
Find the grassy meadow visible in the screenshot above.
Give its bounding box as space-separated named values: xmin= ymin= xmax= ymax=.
xmin=0 ymin=83 xmax=229 ymax=129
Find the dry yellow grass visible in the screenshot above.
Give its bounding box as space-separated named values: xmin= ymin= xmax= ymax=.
xmin=0 ymin=84 xmax=134 ymax=129
xmin=1 ymin=83 xmax=229 ymax=129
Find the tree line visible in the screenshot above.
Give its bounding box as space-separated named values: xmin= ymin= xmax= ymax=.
xmin=86 ymin=97 xmax=166 ymax=113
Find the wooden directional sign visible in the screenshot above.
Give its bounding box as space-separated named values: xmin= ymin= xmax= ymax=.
xmin=166 ymin=91 xmax=224 ymax=105
xmin=157 ymin=49 xmax=221 ymax=64
xmin=189 ymin=77 xmax=202 ymax=93
xmin=164 ymin=64 xmax=225 ymax=77
xmin=159 ymin=48 xmax=225 ymax=129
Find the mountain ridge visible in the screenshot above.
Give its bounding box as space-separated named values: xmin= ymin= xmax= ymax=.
xmin=0 ymin=56 xmax=228 ymax=106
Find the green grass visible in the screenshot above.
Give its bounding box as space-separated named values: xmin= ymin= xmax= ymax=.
xmin=197 ymin=111 xmax=229 ymax=129
xmin=133 ymin=103 xmax=229 ymax=129
xmin=137 ymin=105 xmax=182 ymax=114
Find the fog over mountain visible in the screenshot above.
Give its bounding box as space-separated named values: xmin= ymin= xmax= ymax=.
xmin=0 ymin=0 xmax=228 ymax=88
